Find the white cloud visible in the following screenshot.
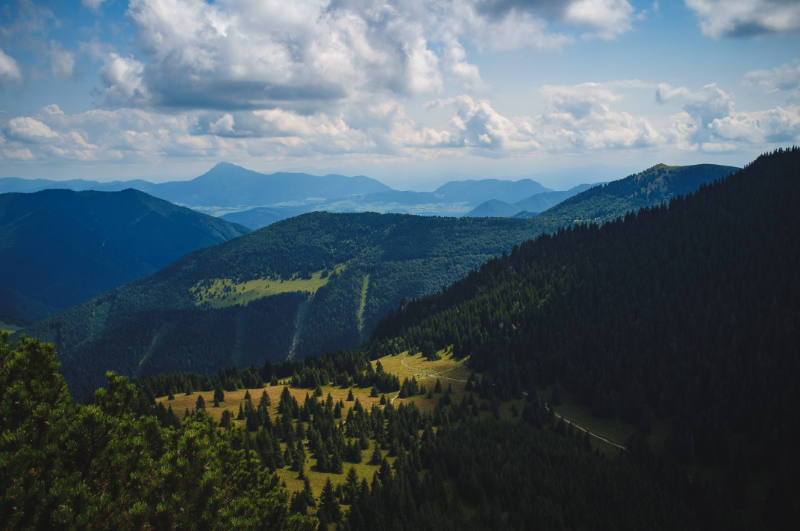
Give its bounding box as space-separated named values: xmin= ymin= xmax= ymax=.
xmin=0 ymin=48 xmax=23 ymax=86
xmin=5 ymin=117 xmax=58 ymax=142
xmin=83 ymin=0 xmax=639 ymax=111
xmin=709 ymin=105 xmax=800 ymax=144
xmin=97 ymin=52 xmax=150 ymax=106
xmin=656 ymin=81 xmax=800 ymax=151
xmin=564 ymin=0 xmax=634 ymax=39
xmin=685 ymin=0 xmax=800 ymax=38
xmin=745 ymin=60 xmax=800 ymax=98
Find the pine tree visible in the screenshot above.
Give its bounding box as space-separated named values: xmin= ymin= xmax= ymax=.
xmin=195 ymin=394 xmax=206 ymax=410
xmin=347 ymin=388 xmax=354 ymax=401
xmin=369 ymin=445 xmax=382 ymax=465
xmin=220 ymin=409 xmax=232 ymax=429
xmin=318 ymin=479 xmax=341 ymax=525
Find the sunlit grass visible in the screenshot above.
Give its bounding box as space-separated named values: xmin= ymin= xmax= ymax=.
xmin=190 ymin=264 xmax=345 ymax=308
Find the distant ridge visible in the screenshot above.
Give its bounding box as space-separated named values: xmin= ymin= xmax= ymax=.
xmin=466 ymin=183 xmax=595 ymax=218
xmin=0 ymin=188 xmax=249 ymax=324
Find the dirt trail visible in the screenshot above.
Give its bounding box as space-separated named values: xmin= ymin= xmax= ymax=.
xmin=546 ymin=406 xmax=627 ymax=451
xmin=287 ymin=297 xmax=312 ymax=360
xmin=356 ymin=274 xmax=369 ymax=339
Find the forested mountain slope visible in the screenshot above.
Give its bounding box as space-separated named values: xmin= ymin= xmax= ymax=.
xmin=530 ymin=162 xmax=737 ymax=225
xmin=24 ymin=161 xmax=734 ymax=399
xmin=25 ymin=214 xmax=538 ymax=397
xmin=371 ymin=148 xmax=800 ymax=527
xmin=0 ymin=188 xmax=248 ymax=324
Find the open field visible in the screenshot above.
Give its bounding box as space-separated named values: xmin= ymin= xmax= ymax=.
xmin=190 ymin=264 xmax=345 ymax=308
xmin=155 ymin=350 xmax=471 ymax=421
xmin=372 ymin=349 xmax=471 ymax=413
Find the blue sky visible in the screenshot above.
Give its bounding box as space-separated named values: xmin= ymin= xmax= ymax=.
xmin=1 ymin=0 xmax=799 ymax=190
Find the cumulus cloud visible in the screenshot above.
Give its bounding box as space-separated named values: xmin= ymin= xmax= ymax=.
xmin=82 ymin=0 xmax=640 ymax=111
xmin=5 ymin=117 xmax=59 ymax=142
xmin=564 ymin=0 xmax=635 ymax=39
xmin=415 ymin=83 xmax=662 ymax=156
xmin=745 ymin=60 xmax=800 ymax=98
xmin=97 ymin=52 xmax=151 ymax=106
xmin=0 ymin=48 xmax=22 ymax=86
xmin=655 ymin=81 xmax=800 ymax=151
xmin=474 ymin=0 xmax=635 ymax=40
xmin=537 ymin=83 xmax=661 ymax=149
xmin=685 ymin=0 xmax=800 ymax=38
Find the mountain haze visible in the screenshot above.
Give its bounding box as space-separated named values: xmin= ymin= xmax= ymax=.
xmin=466 ymin=184 xmax=596 ymax=218
xmin=0 ymin=188 xmax=249 ymax=324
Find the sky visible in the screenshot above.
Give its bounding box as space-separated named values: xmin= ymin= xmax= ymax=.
xmin=0 ymin=0 xmax=799 ymax=190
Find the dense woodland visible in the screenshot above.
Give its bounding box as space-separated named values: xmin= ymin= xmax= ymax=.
xmin=3 ymin=151 xmax=794 ymax=528
xmin=372 ymin=148 xmax=800 ymax=527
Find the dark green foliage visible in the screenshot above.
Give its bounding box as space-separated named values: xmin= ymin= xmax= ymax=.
xmin=370 ymin=148 xmax=800 ymax=528
xmin=317 ymin=479 xmax=341 ymax=526
xmin=0 ymin=333 xmax=314 ymax=529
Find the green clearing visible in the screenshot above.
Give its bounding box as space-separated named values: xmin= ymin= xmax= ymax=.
xmin=190 ymin=265 xmax=345 ymax=308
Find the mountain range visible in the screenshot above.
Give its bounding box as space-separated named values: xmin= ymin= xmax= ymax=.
xmin=1 ymin=164 xmax=575 ymax=228
xmin=466 ymin=183 xmax=596 ymax=217
xmin=21 ymin=162 xmax=737 ymax=398
xmin=0 ymin=188 xmax=249 ymax=325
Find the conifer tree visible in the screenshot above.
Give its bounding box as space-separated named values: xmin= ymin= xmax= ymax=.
xmin=318 ymin=479 xmax=341 ymax=525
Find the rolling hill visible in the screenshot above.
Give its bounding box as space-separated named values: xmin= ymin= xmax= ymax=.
xmin=24 ymin=161 xmax=736 ymax=398
xmin=0 ymin=188 xmax=249 ymax=324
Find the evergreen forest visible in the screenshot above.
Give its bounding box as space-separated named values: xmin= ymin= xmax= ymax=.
xmin=2 ymin=149 xmax=798 ymax=529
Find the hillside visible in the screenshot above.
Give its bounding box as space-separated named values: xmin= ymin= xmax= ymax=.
xmin=371 ymin=148 xmax=800 ymax=528
xmin=24 ymin=161 xmax=733 ymax=398
xmin=0 ymin=188 xmax=249 ymax=324
xmin=25 ymin=213 xmax=538 ymax=397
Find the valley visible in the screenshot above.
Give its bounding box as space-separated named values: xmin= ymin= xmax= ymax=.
xmin=3 ymin=1 xmax=797 ymax=528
